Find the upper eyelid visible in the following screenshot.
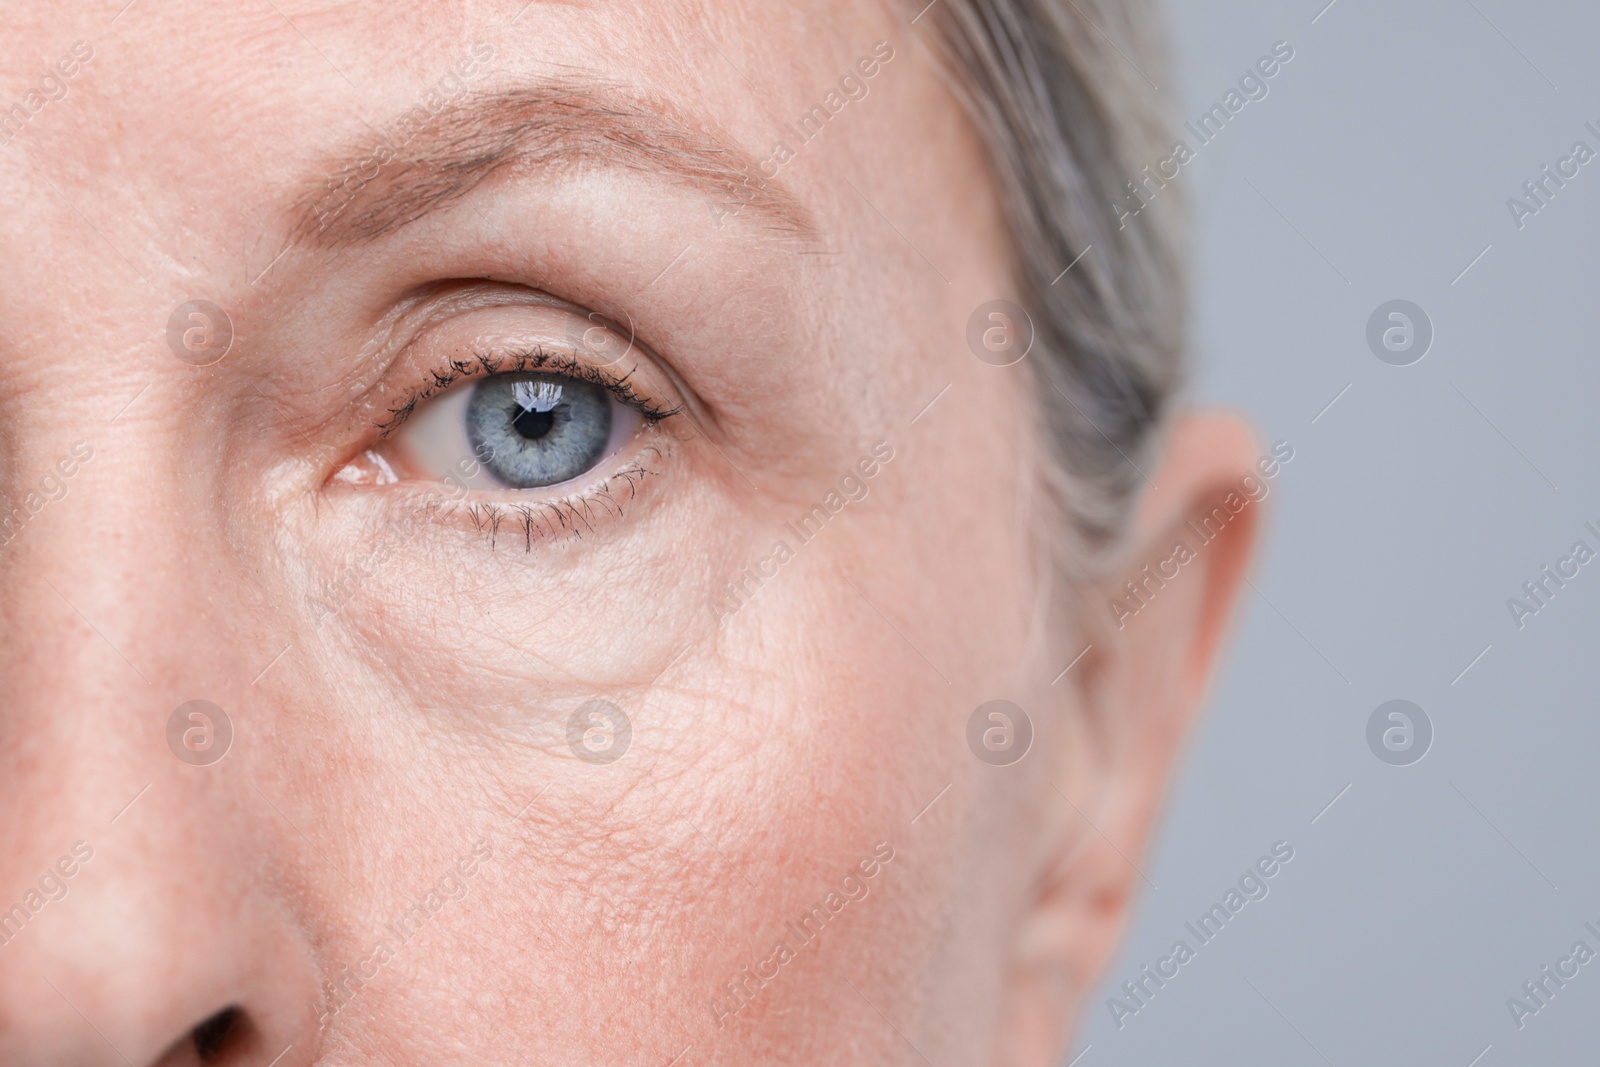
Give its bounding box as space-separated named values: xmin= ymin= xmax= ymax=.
xmin=375 ymin=347 xmax=682 ymax=437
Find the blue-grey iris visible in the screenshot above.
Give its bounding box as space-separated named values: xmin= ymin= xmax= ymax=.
xmin=465 ymin=373 xmax=612 ymax=488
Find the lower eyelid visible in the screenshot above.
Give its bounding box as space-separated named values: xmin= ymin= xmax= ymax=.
xmin=416 ymin=443 xmax=664 ymax=551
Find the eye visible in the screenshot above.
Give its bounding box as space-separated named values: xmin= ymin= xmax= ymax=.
xmin=387 ymin=367 xmax=645 ymax=491
xmin=468 ymin=372 xmax=614 ymax=488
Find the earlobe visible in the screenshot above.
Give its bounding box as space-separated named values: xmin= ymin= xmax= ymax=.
xmin=992 ymin=412 xmax=1266 ymax=1067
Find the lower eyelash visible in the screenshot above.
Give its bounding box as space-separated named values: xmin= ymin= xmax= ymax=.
xmin=431 ymin=450 xmax=661 ymax=552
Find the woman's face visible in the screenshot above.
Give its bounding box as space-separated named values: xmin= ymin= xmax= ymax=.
xmin=0 ymin=3 xmax=1258 ymax=1065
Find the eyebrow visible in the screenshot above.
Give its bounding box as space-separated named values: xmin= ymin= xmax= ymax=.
xmin=288 ymin=84 xmax=817 ymax=249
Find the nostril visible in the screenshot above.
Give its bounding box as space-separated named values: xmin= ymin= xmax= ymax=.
xmin=149 ymin=1005 xmax=265 ymax=1067
xmin=190 ymin=1006 xmax=245 ymax=1062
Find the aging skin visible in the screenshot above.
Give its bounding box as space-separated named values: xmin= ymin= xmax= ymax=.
xmin=0 ymin=2 xmax=1260 ymax=1065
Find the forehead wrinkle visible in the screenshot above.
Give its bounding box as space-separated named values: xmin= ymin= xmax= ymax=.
xmin=289 ymin=83 xmax=817 ymax=248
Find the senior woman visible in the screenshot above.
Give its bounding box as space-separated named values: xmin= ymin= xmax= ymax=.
xmin=0 ymin=0 xmax=1261 ymax=1064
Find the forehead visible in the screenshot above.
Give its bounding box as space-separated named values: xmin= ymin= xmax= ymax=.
xmin=0 ymin=0 xmax=893 ymax=270
xmin=0 ymin=0 xmax=1003 ymax=446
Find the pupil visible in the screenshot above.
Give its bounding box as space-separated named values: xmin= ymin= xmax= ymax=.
xmin=512 ymin=405 xmax=556 ymax=440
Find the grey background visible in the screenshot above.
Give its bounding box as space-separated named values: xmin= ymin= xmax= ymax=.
xmin=1068 ymin=1 xmax=1600 ymax=1064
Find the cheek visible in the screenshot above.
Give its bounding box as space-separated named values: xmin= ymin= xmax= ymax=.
xmin=262 ymin=268 xmax=1048 ymax=1061
xmin=671 ymin=381 xmax=1050 ymax=1043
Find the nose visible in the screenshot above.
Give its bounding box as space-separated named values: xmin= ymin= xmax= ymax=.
xmin=0 ymin=423 xmax=322 ymax=1067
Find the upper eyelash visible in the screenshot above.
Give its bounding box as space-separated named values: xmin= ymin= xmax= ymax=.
xmin=375 ymin=345 xmax=683 ymax=437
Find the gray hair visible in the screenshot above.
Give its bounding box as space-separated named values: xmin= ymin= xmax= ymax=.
xmin=920 ymin=0 xmax=1184 ymax=576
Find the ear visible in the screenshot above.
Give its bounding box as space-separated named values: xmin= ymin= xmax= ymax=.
xmin=991 ymin=412 xmax=1267 ymax=1066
